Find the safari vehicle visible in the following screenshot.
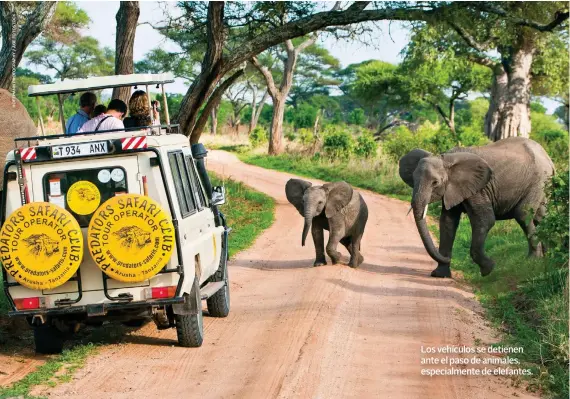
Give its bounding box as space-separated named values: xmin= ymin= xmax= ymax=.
xmin=1 ymin=73 xmax=230 ymax=353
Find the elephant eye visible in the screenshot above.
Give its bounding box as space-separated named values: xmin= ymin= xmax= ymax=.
xmin=432 ymin=180 xmax=438 ymax=187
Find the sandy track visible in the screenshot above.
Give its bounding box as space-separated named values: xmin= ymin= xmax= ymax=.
xmin=41 ymin=151 xmax=536 ymax=399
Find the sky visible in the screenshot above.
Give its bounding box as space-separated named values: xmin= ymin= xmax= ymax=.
xmin=32 ymin=1 xmax=559 ymax=113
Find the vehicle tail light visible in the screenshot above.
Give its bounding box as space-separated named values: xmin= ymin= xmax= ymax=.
xmin=144 ymin=286 xmax=176 ymax=299
xmin=14 ymin=297 xmax=45 ymax=310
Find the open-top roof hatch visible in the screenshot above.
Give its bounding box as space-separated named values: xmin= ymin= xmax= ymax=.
xmin=27 ymin=73 xmax=175 ymax=97
xmin=27 ymin=73 xmax=175 ymax=135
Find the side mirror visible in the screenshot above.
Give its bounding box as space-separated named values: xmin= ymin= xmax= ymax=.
xmin=211 ymin=186 xmax=226 ymax=206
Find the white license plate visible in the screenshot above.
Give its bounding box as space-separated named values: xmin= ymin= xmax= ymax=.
xmin=52 ymin=142 xmax=108 ymax=159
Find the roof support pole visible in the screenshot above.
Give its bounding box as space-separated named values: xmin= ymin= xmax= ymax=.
xmin=57 ymin=94 xmax=66 ymax=134
xmin=145 ymin=84 xmax=153 ymax=123
xmin=35 ymin=96 xmax=45 ymax=136
xmin=161 ymin=84 xmax=170 ymax=126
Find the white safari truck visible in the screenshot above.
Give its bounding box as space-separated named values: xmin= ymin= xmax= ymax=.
xmin=1 ymin=74 xmax=230 ymax=353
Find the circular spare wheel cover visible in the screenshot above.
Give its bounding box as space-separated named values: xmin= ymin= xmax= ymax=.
xmin=87 ymin=194 xmax=175 ymax=283
xmin=0 ymin=203 xmax=83 ymax=290
xmin=67 ymin=180 xmax=101 ymax=215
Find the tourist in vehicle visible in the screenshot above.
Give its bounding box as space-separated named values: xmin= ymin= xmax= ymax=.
xmin=66 ymin=92 xmax=97 ymax=134
xmin=92 ymin=104 xmax=107 ymax=117
xmin=77 ymin=99 xmax=127 ymax=133
xmin=151 ymin=100 xmax=161 ymax=126
xmin=124 ymin=90 xmax=152 ymax=129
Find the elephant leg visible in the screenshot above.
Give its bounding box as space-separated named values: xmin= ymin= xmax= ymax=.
xmin=467 ymin=206 xmax=496 ymax=277
xmin=348 ymin=234 xmax=364 ymax=268
xmin=515 ymin=214 xmax=542 ymax=258
xmin=312 ymin=223 xmax=327 ymax=266
xmin=533 ymin=204 xmax=547 ymax=255
xmin=326 ymin=231 xmax=343 ymax=265
xmin=431 ymin=206 xmax=462 ymax=278
xmin=340 ymin=237 xmax=353 ymax=256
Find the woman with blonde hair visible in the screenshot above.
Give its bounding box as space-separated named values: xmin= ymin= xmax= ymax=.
xmin=124 ymin=90 xmax=152 ymax=129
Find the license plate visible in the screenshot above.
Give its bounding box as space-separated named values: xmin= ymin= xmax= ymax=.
xmin=52 ymin=141 xmax=108 ymax=159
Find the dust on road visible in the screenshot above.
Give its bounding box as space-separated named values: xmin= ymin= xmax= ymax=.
xmin=39 ymin=150 xmax=536 ymax=399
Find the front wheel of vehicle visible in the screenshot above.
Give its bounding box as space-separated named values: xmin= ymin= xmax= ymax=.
xmin=207 ymin=237 xmax=230 ymax=318
xmin=34 ymin=324 xmax=64 ymax=354
xmin=175 ymin=281 xmax=203 ymax=348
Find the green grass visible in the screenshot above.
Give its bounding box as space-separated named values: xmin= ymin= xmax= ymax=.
xmin=222 ymin=147 xmax=568 ymax=398
xmin=0 ymin=343 xmax=97 ymax=399
xmin=239 ymin=152 xmax=411 ymax=200
xmin=210 ymin=172 xmax=275 ymax=258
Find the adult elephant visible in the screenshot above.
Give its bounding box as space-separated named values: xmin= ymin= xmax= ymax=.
xmin=399 ymin=137 xmax=554 ymax=278
xmin=0 ymin=89 xmax=37 ymax=186
xmin=285 ymin=179 xmax=368 ymax=268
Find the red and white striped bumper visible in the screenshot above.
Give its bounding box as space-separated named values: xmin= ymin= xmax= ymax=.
xmin=121 ymin=136 xmax=148 ymax=150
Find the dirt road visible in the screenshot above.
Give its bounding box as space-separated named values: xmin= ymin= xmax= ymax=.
xmin=41 ymin=151 xmax=536 ymax=399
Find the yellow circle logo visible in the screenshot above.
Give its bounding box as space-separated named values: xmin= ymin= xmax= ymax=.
xmin=67 ymin=181 xmax=101 ymax=215
xmin=87 ymin=194 xmax=175 ymax=282
xmin=0 ymin=203 xmax=83 ymax=290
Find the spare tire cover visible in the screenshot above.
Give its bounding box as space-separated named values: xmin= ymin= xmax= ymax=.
xmin=87 ymin=194 xmax=175 ymax=282
xmin=0 ymin=203 xmax=83 ymax=290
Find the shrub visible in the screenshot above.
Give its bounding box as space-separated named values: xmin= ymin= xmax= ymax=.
xmin=348 ymin=108 xmax=365 ymax=125
xmin=285 ymin=129 xmax=297 ymax=142
xmin=354 ymin=132 xmax=378 ymax=158
xmin=297 ymin=128 xmax=314 ymax=146
xmin=249 ymin=126 xmax=268 ymax=147
xmin=322 ymin=126 xmax=354 ymax=159
xmin=536 ymin=170 xmax=569 ymax=266
xmin=458 ymin=126 xmax=489 ymax=147
xmin=293 ymin=103 xmax=318 ymax=129
xmin=531 ymin=128 xmax=569 ymax=168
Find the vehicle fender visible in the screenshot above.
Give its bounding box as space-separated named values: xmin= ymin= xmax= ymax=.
xmin=172 ymin=275 xmax=200 ymax=316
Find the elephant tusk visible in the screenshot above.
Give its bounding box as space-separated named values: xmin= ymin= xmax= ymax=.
xmin=406 ymin=206 xmax=412 ymax=216
xmin=422 ymin=204 xmax=428 ymax=220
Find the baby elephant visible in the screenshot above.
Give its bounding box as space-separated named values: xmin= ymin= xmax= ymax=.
xmin=285 ymin=179 xmax=368 ymax=268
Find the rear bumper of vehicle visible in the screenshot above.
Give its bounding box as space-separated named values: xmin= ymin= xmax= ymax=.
xmin=8 ymin=296 xmax=185 ymax=318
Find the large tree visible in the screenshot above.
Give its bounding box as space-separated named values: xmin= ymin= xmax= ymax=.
xmin=419 ymin=2 xmax=568 ymax=140
xmin=251 ymin=34 xmax=318 ymax=154
xmin=0 ymin=2 xmax=57 ymax=89
xmin=112 ymin=1 xmax=140 ymax=103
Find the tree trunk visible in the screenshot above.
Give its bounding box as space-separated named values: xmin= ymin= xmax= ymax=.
xmin=250 ymin=90 xmax=268 ymax=134
xmin=0 ymin=2 xmax=57 ymax=89
xmin=210 ymin=106 xmax=218 ymax=135
xmin=485 ymin=45 xmax=534 ymax=141
xmin=112 ymin=1 xmax=140 ymax=103
xmin=192 ymin=69 xmax=244 ymax=142
xmin=269 ymin=96 xmax=286 ymax=155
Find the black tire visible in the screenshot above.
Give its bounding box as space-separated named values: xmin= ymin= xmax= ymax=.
xmin=207 ymin=236 xmax=230 ymax=318
xmin=34 ymin=324 xmax=64 ymax=354
xmin=175 ymin=280 xmax=204 ymax=348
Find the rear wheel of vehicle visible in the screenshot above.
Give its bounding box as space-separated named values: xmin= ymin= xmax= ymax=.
xmin=175 ymin=281 xmax=204 ymax=348
xmin=34 ymin=324 xmax=64 ymax=354
xmin=207 ymin=237 xmax=230 ymax=318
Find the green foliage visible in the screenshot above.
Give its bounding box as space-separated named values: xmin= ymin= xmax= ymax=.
xmin=530 ymin=112 xmax=568 ymax=167
xmin=155 ymin=93 xmax=184 ymax=121
xmin=322 ymin=126 xmax=354 ymax=159
xmin=249 ymin=126 xmax=269 ymax=147
xmin=354 ymin=132 xmax=377 ymax=158
xmin=293 ymin=102 xmax=318 ymax=129
xmin=536 ymin=171 xmax=569 ymax=266
xmin=347 ymin=108 xmax=365 ymax=125
xmin=297 ymin=128 xmax=314 ymax=145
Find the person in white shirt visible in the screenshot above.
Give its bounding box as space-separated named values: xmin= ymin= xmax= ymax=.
xmin=78 ymin=99 xmax=127 ymax=133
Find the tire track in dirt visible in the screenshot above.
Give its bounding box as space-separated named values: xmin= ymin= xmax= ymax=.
xmin=38 ymin=150 xmax=537 ymax=399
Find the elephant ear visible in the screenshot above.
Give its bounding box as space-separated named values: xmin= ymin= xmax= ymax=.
xmin=285 ymin=179 xmax=312 ymax=216
xmin=443 ymin=152 xmax=493 ymax=210
xmin=323 ymin=181 xmax=353 ymax=218
xmin=399 ymin=149 xmax=432 ymax=188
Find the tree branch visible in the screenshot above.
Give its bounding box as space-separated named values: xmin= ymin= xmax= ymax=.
xmin=473 ymin=4 xmax=569 ymax=32
xmin=250 ymin=56 xmax=279 ymax=99
xmin=295 ymin=33 xmax=318 ymax=54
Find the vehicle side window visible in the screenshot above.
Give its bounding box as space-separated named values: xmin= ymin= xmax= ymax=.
xmin=168 ymin=152 xmax=196 ymax=217
xmin=185 ymin=155 xmax=205 ymax=209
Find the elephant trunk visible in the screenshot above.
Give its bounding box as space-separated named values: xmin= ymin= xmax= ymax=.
xmin=302 ymin=207 xmax=313 ymax=246
xmin=412 ymin=189 xmax=450 ymax=264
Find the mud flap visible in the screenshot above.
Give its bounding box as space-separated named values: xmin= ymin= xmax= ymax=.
xmin=172 ymin=276 xmax=200 ymax=316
